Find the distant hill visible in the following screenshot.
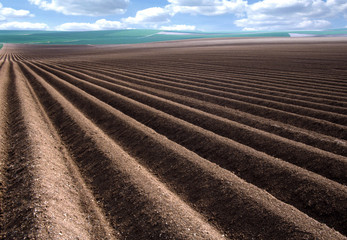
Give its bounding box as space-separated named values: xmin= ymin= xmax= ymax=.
xmin=0 ymin=28 xmax=346 ymax=45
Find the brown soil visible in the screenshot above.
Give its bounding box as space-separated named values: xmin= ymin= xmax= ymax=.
xmin=0 ymin=37 xmax=346 ymax=239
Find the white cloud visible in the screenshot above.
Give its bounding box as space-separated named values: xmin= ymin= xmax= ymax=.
xmin=56 ymin=18 xmax=196 ymax=32
xmin=0 ymin=21 xmax=49 ymax=30
xmin=248 ymin=0 xmax=329 ymax=18
xmin=235 ymin=0 xmax=335 ymax=31
xmin=121 ymin=0 xmax=247 ymax=29
xmin=29 ymin=0 xmax=129 ymax=16
xmin=122 ymin=1 xmax=246 ymax=29
xmin=0 ymin=3 xmax=37 ymax=30
xmin=167 ymin=0 xmax=247 ymax=16
xmin=123 ymin=7 xmax=173 ymax=25
xmin=0 ymin=3 xmax=33 ymax=20
xmin=0 ymin=8 xmax=33 ymax=18
xmin=56 ymin=19 xmax=124 ymax=31
xmin=160 ymin=24 xmax=196 ymax=31
xmin=296 ymin=20 xmax=331 ymax=29
xmin=22 ymin=0 xmax=347 ymax=32
xmin=235 ymin=18 xmax=331 ymax=31
xmin=327 ymin=0 xmax=347 ymax=18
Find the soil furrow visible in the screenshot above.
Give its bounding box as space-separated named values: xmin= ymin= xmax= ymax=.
xmin=181 ymin=61 xmax=347 ymax=86
xmin=66 ymin=61 xmax=347 ymax=112
xmin=3 ymin=40 xmax=347 ymax=239
xmin=142 ymin=60 xmax=347 ymax=95
xmin=56 ymin=62 xmax=347 ymax=124
xmin=0 ymin=58 xmax=11 ymax=238
xmin=95 ymin=69 xmax=347 ymax=125
xmin=35 ymin=61 xmax=347 ymax=232
xmin=133 ymin=62 xmax=347 ymax=89
xmin=79 ymin=57 xmax=347 ymax=87
xmin=100 ymin=64 xmax=347 ymax=114
xmin=111 ymin=61 xmax=347 ymax=103
xmin=15 ymin=62 xmax=121 ymax=240
xmin=38 ymin=60 xmax=347 ymax=140
xmin=44 ymin=61 xmax=347 ymax=156
xmin=129 ymin=64 xmax=347 ymax=107
xmin=1 ymin=61 xmax=118 ymax=239
xmin=33 ymin=61 xmax=347 ymax=182
xmin=18 ymin=61 xmax=344 ymax=237
xmin=20 ymin=62 xmax=226 ymax=240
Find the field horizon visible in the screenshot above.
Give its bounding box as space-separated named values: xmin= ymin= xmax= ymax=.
xmin=0 ymin=28 xmax=347 ymax=45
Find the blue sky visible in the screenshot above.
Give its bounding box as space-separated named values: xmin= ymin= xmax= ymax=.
xmin=0 ymin=0 xmax=346 ymax=31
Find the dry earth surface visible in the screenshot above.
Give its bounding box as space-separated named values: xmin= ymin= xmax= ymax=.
xmin=0 ymin=37 xmax=346 ymax=239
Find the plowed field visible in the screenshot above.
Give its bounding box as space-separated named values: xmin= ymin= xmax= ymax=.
xmin=0 ymin=38 xmax=346 ymax=239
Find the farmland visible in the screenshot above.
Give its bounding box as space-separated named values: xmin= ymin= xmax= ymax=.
xmin=0 ymin=28 xmax=347 ymax=45
xmin=0 ymin=37 xmax=346 ymax=239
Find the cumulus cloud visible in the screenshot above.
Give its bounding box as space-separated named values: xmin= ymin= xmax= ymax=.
xmin=0 ymin=3 xmax=39 ymax=30
xmin=235 ymin=0 xmax=335 ymax=31
xmin=164 ymin=0 xmax=347 ymax=31
xmin=20 ymin=0 xmax=347 ymax=32
xmin=29 ymin=0 xmax=129 ymax=16
xmin=0 ymin=3 xmax=33 ymax=20
xmin=247 ymin=0 xmax=329 ymax=18
xmin=236 ymin=19 xmax=331 ymax=31
xmin=327 ymin=0 xmax=347 ymax=13
xmin=56 ymin=19 xmax=124 ymax=31
xmin=0 ymin=21 xmax=48 ymax=30
xmin=296 ymin=20 xmax=331 ymax=29
xmin=160 ymin=24 xmax=196 ymax=31
xmin=0 ymin=8 xmax=33 ymax=18
xmin=123 ymin=7 xmax=173 ymax=25
xmin=122 ymin=1 xmax=246 ymax=29
xmin=167 ymin=0 xmax=247 ymax=16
